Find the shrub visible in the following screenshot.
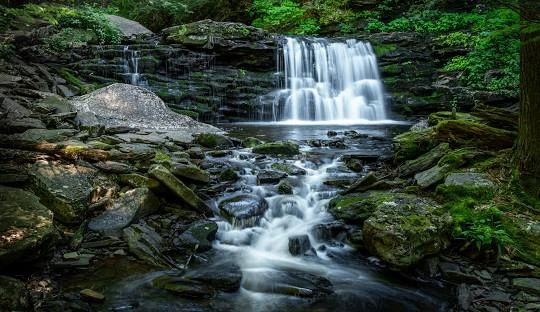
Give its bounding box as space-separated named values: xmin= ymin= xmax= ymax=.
xmin=45 ymin=28 xmax=94 ymax=51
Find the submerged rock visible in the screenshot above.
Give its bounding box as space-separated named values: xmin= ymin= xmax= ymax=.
xmin=242 ymin=271 xmax=333 ymax=298
xmin=123 ymin=224 xmax=170 ymax=268
xmin=152 ymin=275 xmax=216 ymax=299
xmin=362 ymin=193 xmax=452 ymax=267
xmin=88 ymin=188 xmax=160 ymax=235
xmin=0 ymin=186 xmax=57 ymax=266
xmin=70 ymin=83 xmax=219 ymax=134
xmin=218 ymin=194 xmax=268 ymax=228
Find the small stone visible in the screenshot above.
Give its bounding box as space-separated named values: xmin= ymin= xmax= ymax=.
xmin=513 ymin=278 xmax=540 ymax=294
xmin=113 ymin=249 xmax=127 ymax=256
xmin=63 ymin=252 xmax=79 ymax=260
xmin=80 ymin=289 xmax=105 ymax=302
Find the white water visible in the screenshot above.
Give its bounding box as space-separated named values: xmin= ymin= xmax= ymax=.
xmin=271 ymin=37 xmax=386 ymax=123
xmin=123 ymin=45 xmax=146 ymax=86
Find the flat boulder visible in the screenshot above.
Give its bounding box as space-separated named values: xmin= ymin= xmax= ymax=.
xmin=29 ymin=160 xmax=116 ymax=224
xmin=70 ymin=83 xmax=219 ymax=135
xmin=89 ymin=188 xmax=160 ymax=235
xmin=363 ymin=193 xmax=452 ymax=267
xmin=437 ymin=172 xmax=496 ymax=200
xmin=0 ymin=186 xmax=57 ymax=266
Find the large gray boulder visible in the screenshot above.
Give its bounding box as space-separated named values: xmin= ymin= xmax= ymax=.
xmin=0 ymin=186 xmax=57 ymax=266
xmin=88 ymin=188 xmax=160 ymax=235
xmin=363 ymin=193 xmax=452 ymax=267
xmin=106 ymin=15 xmax=153 ymax=38
xmin=70 ymin=83 xmax=220 ymax=134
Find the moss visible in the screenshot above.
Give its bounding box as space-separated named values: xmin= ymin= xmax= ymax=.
xmin=428 ymin=111 xmax=483 ymax=127
xmin=218 ymin=168 xmax=239 ymax=182
xmin=154 ymin=150 xmax=172 ymax=162
xmin=328 ymin=192 xmax=392 ymax=224
xmin=252 ymin=141 xmax=300 ymax=156
xmin=433 ymin=120 xmax=516 ymax=150
xmin=402 ymin=214 xmax=432 ymax=234
xmin=171 ymin=108 xmax=199 ymax=120
xmin=58 ymin=68 xmax=94 ymax=94
xmin=195 ymin=133 xmax=233 ymax=149
xmin=393 ymin=127 xmax=437 ymax=163
xmin=373 ymin=44 xmax=397 ymax=57
xmin=437 ymin=182 xmax=495 ymax=202
xmin=242 ymin=137 xmax=264 ymax=148
xmin=277 ymin=180 xmax=293 ymax=194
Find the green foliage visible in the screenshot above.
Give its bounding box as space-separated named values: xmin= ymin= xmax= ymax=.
xmin=0 ymin=35 xmax=14 ymax=59
xmin=55 ymin=6 xmax=121 ymax=45
xmin=110 ymin=0 xmax=189 ymax=32
xmin=251 ymin=0 xmax=319 ymax=34
xmin=448 ymin=198 xmax=513 ymax=251
xmin=45 ymin=28 xmax=94 ymax=51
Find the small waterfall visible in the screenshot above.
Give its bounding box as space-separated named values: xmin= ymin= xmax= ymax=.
xmin=123 ymin=45 xmax=146 ymax=86
xmin=270 ymin=37 xmax=387 ymax=122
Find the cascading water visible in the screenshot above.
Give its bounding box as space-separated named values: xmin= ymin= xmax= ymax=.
xmin=123 ymin=45 xmax=146 ymax=86
xmin=270 ymin=37 xmax=387 ymax=122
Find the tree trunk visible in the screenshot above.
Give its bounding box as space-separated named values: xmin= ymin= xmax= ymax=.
xmin=516 ymin=4 xmax=540 ymax=196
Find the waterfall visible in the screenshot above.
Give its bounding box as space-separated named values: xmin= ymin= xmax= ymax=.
xmin=123 ymin=45 xmax=146 ymax=86
xmin=271 ymin=37 xmax=386 ymax=122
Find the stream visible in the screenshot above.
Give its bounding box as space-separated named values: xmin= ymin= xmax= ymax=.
xmin=58 ymin=124 xmax=453 ymax=311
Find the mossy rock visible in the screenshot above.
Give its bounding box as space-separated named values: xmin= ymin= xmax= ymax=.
xmin=363 ymin=193 xmax=452 ymax=267
xmin=242 ymin=137 xmax=264 ymax=148
xmin=399 ymin=143 xmax=450 ymax=177
xmin=0 ymin=186 xmax=58 ymax=266
xmin=271 ymin=162 xmax=306 ymax=175
xmin=171 ymin=164 xmax=210 ymax=184
xmin=277 ymin=180 xmax=293 ymax=194
xmin=252 ymin=141 xmax=300 ymax=156
xmin=218 ymin=168 xmax=239 ymax=182
xmin=437 ymin=147 xmax=493 ymax=168
xmin=505 ymin=215 xmax=540 ymax=267
xmin=195 ymin=133 xmax=234 ymax=149
xmin=328 ymin=191 xmax=393 ymax=225
xmin=428 ymin=111 xmax=483 ymax=127
xmin=393 ymin=120 xmax=515 ymax=163
xmin=436 ymin=172 xmax=496 ymax=201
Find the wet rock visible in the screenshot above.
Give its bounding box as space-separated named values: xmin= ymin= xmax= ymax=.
xmin=170 ymin=163 xmax=210 ymax=184
xmin=94 ymin=161 xmax=136 ymax=174
xmin=342 ymin=172 xmax=378 ymax=194
xmin=288 ymin=234 xmax=314 ymax=256
xmin=184 ymin=261 xmax=242 ymax=292
xmin=149 ymin=165 xmax=212 ymax=215
xmin=327 ymin=130 xmax=338 ymax=137
xmin=80 ymin=289 xmax=105 ymax=302
xmin=29 ymin=160 xmax=115 ymax=224
xmin=0 ymin=275 xmax=31 ymax=311
xmin=399 ymin=143 xmax=450 ymax=177
xmin=152 ymin=275 xmax=216 ymax=299
xmin=174 ymin=220 xmax=218 ymax=252
xmin=194 ymin=133 xmax=234 ymax=149
xmin=513 ymin=278 xmax=540 ymax=294
xmin=252 ymin=141 xmax=300 ymax=156
xmin=257 ymin=170 xmax=287 ymax=185
xmin=437 ymin=172 xmax=496 ymax=200
xmin=218 ymin=168 xmax=239 ymax=182
xmin=242 ymin=137 xmax=264 ymax=148
xmin=242 ymin=271 xmax=333 ymax=298
xmin=88 ymin=188 xmax=160 ymax=235
xmin=277 ymin=180 xmax=293 ymax=194
xmin=271 ymin=162 xmax=306 ymax=175
xmin=311 ymin=221 xmax=349 ymax=242
xmin=123 ymin=224 xmax=170 ymax=268
xmin=70 ymin=83 xmax=219 ymax=134
xmin=363 ymin=193 xmax=452 ymax=267
xmin=0 ymin=186 xmax=57 ymax=266
xmin=218 ymin=194 xmax=268 ymax=228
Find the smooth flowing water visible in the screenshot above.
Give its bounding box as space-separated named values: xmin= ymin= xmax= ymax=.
xmin=269 ymin=37 xmax=387 ymax=123
xmin=123 ymin=45 xmax=146 ymax=86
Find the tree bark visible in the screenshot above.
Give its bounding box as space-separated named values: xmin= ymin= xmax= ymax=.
xmin=516 ymin=2 xmax=540 ymax=196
